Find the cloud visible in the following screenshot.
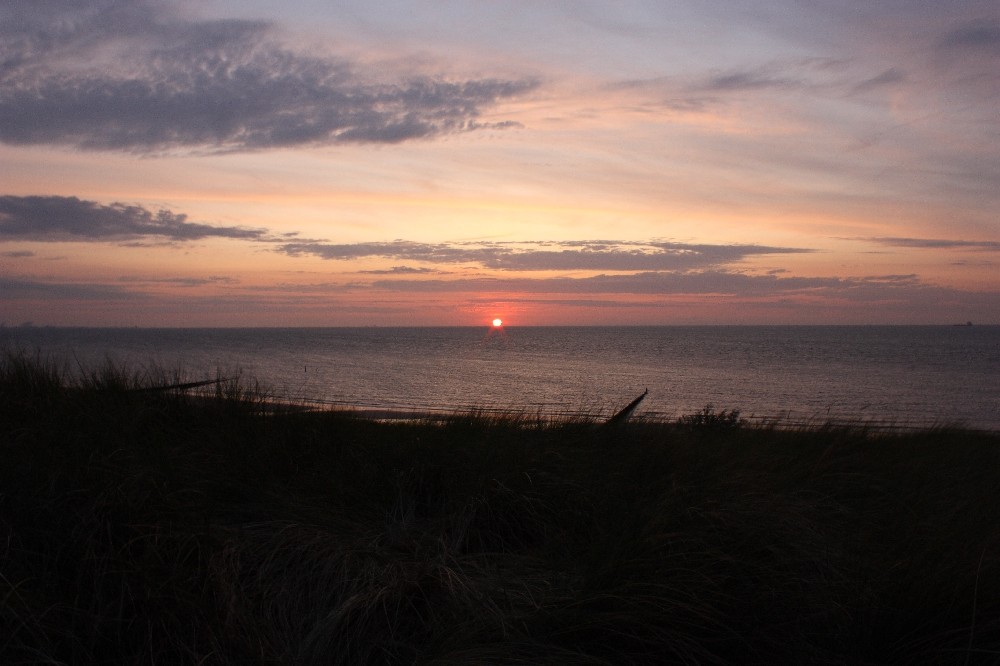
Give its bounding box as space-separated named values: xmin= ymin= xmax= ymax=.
xmin=0 ymin=1 xmax=537 ymax=152
xmin=937 ymin=19 xmax=1000 ymax=53
xmin=279 ymin=239 xmax=811 ymax=271
xmin=117 ymin=275 xmax=240 ymax=287
xmin=357 ymin=266 xmax=441 ymax=275
xmin=851 ymin=67 xmax=908 ymax=94
xmin=367 ymin=270 xmax=876 ymax=296
xmin=867 ymin=237 xmax=1000 ymax=251
xmin=0 ymin=198 xmax=812 ymax=267
xmin=0 ymin=195 xmax=267 ymax=242
xmin=358 ymin=269 xmax=1000 ymax=317
xmin=1 ymin=250 xmax=34 ymax=257
xmin=930 ymin=19 xmax=1000 ymax=105
xmin=607 ymin=58 xmax=884 ymax=122
xmin=0 ymin=276 xmax=138 ymax=301
xmin=700 ymin=69 xmax=801 ymax=93
xmin=4 ymin=269 xmax=915 ymax=304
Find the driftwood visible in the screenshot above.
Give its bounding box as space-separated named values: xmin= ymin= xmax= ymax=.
xmin=130 ymin=377 xmax=234 ymax=393
xmin=606 ymin=389 xmax=648 ymax=425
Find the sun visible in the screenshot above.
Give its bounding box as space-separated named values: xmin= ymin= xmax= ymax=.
xmin=492 ymin=318 xmax=503 ymax=327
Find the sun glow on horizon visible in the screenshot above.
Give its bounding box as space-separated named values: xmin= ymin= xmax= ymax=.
xmin=492 ymin=318 xmax=503 ymax=327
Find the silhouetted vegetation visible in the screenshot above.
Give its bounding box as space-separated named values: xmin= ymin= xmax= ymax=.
xmin=676 ymin=403 xmax=746 ymax=430
xmin=2 ymin=350 xmax=999 ymax=664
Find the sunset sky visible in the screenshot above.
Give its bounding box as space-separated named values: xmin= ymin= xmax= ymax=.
xmin=2 ymin=0 xmax=998 ymax=326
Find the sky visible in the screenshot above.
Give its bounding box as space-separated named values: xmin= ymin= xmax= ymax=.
xmin=1 ymin=0 xmax=998 ymax=326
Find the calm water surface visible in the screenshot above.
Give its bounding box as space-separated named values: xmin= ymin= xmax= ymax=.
xmin=4 ymin=326 xmax=999 ymax=430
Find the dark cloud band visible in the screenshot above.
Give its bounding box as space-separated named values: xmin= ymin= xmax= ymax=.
xmin=368 ymin=271 xmax=919 ymax=297
xmin=279 ymin=239 xmax=810 ymax=271
xmin=0 ymin=195 xmax=266 ymax=241
xmin=0 ymin=2 xmax=537 ymax=152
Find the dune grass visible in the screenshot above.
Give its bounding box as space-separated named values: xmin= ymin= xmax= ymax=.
xmin=2 ymin=350 xmax=1000 ymax=664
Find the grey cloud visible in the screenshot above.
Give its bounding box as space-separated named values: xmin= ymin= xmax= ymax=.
xmin=867 ymin=237 xmax=1000 ymax=251
xmin=279 ymin=239 xmax=810 ymax=271
xmin=1 ymin=250 xmax=35 ymax=257
xmin=938 ymin=19 xmax=1000 ymax=53
xmin=701 ymin=70 xmax=800 ymax=93
xmin=472 ymin=296 xmax=659 ymax=309
xmin=368 ymin=270 xmax=922 ymax=297
xmin=931 ymin=18 xmax=1000 ymax=103
xmin=0 ymin=1 xmax=537 ymax=152
xmin=851 ymin=68 xmax=907 ymax=93
xmin=485 ymin=242 xmax=809 ymax=271
xmin=0 ymin=276 xmax=138 ymax=301
xmin=117 ymin=275 xmax=240 ymax=287
xmin=358 ymin=266 xmax=440 ymax=275
xmin=0 ymin=195 xmax=267 ymax=242
xmin=281 ymin=241 xmax=472 ymax=263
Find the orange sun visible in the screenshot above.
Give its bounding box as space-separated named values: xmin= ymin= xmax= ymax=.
xmin=492 ymin=318 xmax=503 ymax=327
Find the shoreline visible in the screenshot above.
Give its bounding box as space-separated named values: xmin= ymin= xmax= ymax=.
xmin=4 ymin=326 xmax=999 ymax=431
xmin=244 ymin=393 xmax=994 ymax=433
xmin=4 ymin=344 xmax=995 ymax=432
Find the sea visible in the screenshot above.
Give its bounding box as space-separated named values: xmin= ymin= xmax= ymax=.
xmin=3 ymin=326 xmax=999 ymax=431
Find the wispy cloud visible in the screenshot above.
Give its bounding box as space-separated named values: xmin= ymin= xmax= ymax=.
xmin=0 ymin=195 xmax=267 ymax=242
xmin=612 ymin=58 xmax=849 ymax=109
xmin=929 ymin=18 xmax=1000 ymax=107
xmin=6 ymin=267 xmax=997 ymax=327
xmin=117 ymin=275 xmax=240 ymax=287
xmin=357 ymin=266 xmax=441 ymax=275
xmin=866 ymin=237 xmax=1000 ymax=251
xmin=0 ymin=276 xmax=138 ymax=301
xmin=699 ymin=67 xmax=804 ymax=93
xmin=850 ymin=67 xmax=908 ymax=94
xmin=368 ymin=270 xmax=920 ymax=297
xmin=937 ymin=19 xmax=1000 ymax=53
xmin=0 ymin=1 xmax=537 ymax=153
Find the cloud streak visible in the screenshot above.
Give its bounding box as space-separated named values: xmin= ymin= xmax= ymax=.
xmin=0 ymin=276 xmax=138 ymax=301
xmin=867 ymin=237 xmax=1000 ymax=251
xmin=117 ymin=275 xmax=240 ymax=287
xmin=0 ymin=195 xmax=267 ymax=242
xmin=7 ymin=267 xmax=997 ymax=327
xmin=368 ymin=270 xmax=921 ymax=297
xmin=0 ymin=1 xmax=537 ymax=152
xmin=279 ymin=239 xmax=811 ymax=271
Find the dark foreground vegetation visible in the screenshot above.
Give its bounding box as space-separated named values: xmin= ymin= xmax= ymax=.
xmin=3 ymin=352 xmax=1000 ymax=665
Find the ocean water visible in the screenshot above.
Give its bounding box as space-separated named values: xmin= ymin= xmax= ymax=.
xmin=3 ymin=326 xmax=999 ymax=430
